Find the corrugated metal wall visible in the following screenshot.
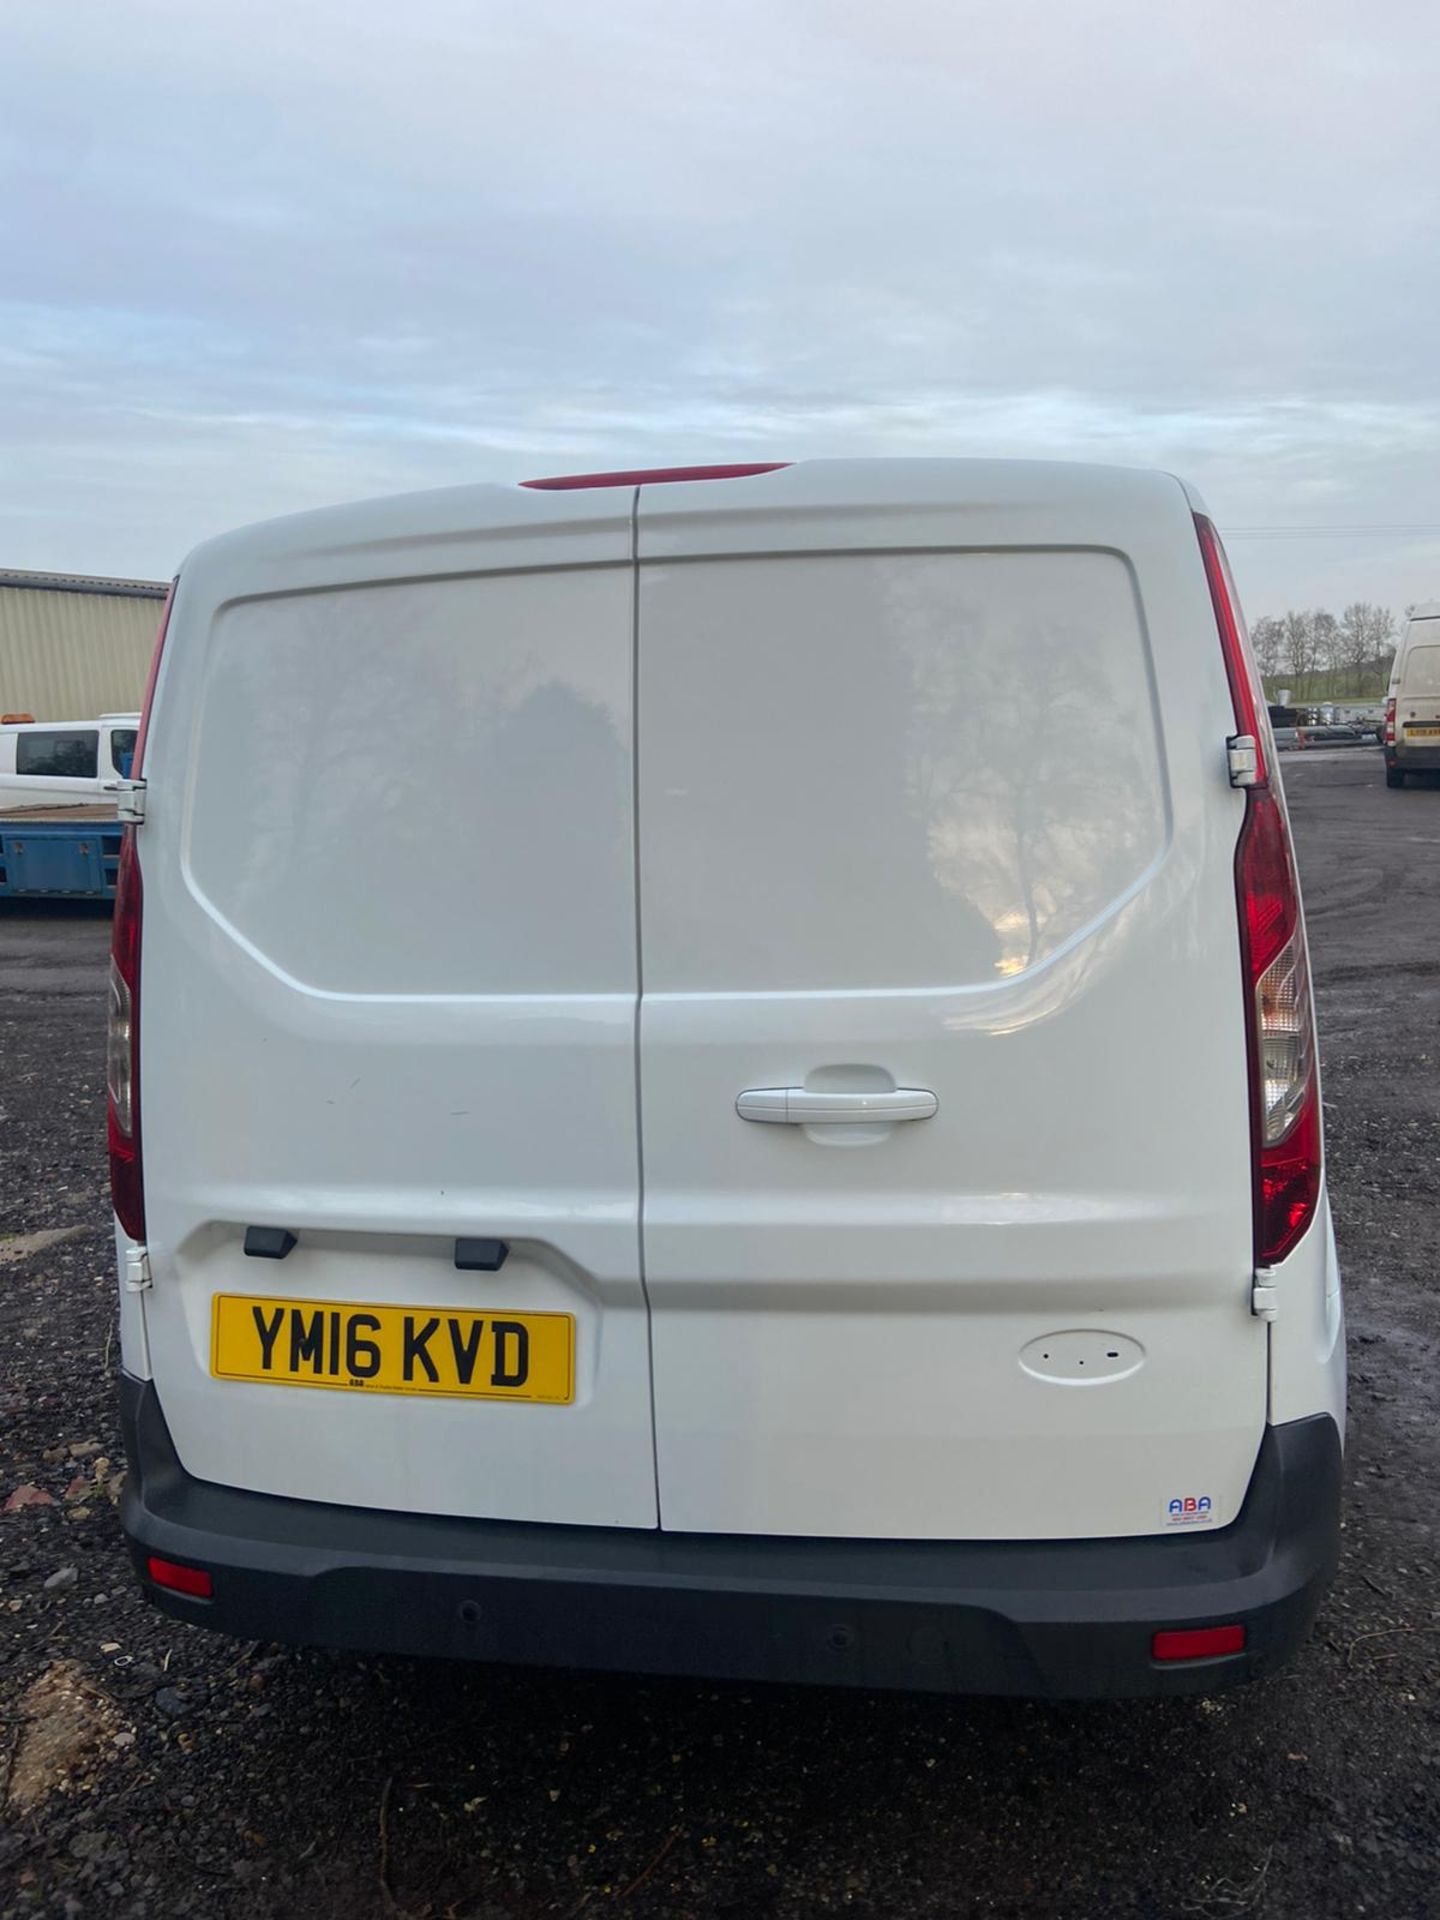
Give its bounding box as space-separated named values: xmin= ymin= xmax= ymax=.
xmin=0 ymin=574 xmax=167 ymax=721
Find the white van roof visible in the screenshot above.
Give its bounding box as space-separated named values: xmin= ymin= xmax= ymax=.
xmin=180 ymin=458 xmax=1213 ymax=578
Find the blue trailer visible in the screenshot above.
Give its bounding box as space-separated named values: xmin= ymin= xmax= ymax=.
xmin=0 ymin=807 xmax=124 ymax=900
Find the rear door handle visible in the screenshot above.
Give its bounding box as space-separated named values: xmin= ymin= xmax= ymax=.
xmin=736 ymin=1087 xmax=938 ymax=1124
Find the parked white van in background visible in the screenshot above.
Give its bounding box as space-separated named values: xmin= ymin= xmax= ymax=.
xmin=0 ymin=713 xmax=141 ymax=810
xmin=1384 ymin=603 xmax=1440 ymax=786
xmin=113 ymin=460 xmax=1343 ymax=1697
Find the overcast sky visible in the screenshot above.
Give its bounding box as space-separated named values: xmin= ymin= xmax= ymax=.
xmin=3 ymin=0 xmax=1438 ymax=617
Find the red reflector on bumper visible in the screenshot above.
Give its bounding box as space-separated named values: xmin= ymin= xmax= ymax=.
xmin=1152 ymin=1624 xmax=1246 ymax=1662
xmin=147 ymin=1555 xmax=213 ymax=1599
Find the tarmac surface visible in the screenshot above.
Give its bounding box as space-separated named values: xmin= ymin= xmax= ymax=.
xmin=2 ymin=747 xmax=1437 ymax=1918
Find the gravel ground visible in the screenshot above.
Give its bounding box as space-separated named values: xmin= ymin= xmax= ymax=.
xmin=2 ymin=751 xmax=1437 ymax=1919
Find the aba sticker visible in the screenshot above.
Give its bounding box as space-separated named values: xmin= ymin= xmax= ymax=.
xmin=1164 ymin=1495 xmax=1215 ymax=1528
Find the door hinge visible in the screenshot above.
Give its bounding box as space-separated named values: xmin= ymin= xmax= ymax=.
xmin=123 ymin=1245 xmax=152 ymax=1293
xmin=1250 ymin=1275 xmax=1278 ymax=1321
xmin=1227 ymin=735 xmax=1261 ymax=788
xmin=114 ymin=779 xmax=146 ymax=824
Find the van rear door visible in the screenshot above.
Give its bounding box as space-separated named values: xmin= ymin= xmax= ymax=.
xmin=635 ymin=461 xmax=1265 ymax=1541
xmin=1398 ymin=627 xmax=1440 ymax=749
xmin=138 ymin=487 xmax=656 ymax=1527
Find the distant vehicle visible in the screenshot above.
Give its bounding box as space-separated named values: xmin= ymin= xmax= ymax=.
xmin=1385 ymin=605 xmax=1440 ymax=786
xmin=0 ymin=713 xmax=141 ymax=811
xmin=0 ymin=714 xmax=139 ymax=899
xmin=113 ymin=460 xmax=1342 ymax=1700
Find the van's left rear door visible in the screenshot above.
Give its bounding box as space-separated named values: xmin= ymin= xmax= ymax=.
xmin=137 ymin=486 xmax=656 ymax=1528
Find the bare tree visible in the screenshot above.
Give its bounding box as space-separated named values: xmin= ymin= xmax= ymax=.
xmin=1257 ymin=604 xmax=1399 ymax=698
xmin=1251 ymin=615 xmax=1285 ymax=680
xmin=1372 ymin=607 xmax=1398 ymax=687
xmin=1311 ymin=609 xmax=1342 ymax=683
xmin=1282 ymin=611 xmax=1316 ymax=696
xmin=1339 ymin=605 xmax=1368 ymax=691
xmin=1338 ymin=603 xmax=1396 ymax=693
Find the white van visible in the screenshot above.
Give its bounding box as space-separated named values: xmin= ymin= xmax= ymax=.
xmin=0 ymin=713 xmax=141 ymax=811
xmin=112 ymin=461 xmax=1343 ymax=1697
xmin=1384 ymin=603 xmax=1440 ymax=785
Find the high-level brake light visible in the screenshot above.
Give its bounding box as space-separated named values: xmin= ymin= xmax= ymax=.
xmin=521 ymin=463 xmax=789 ymax=490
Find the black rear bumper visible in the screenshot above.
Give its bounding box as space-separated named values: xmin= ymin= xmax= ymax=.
xmin=119 ymin=1376 xmax=1340 ymax=1699
xmin=1388 ymin=746 xmax=1440 ymax=772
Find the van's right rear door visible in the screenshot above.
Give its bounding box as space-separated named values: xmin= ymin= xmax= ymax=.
xmin=635 ymin=460 xmax=1267 ymax=1542
xmin=1397 ymin=627 xmax=1440 ymax=757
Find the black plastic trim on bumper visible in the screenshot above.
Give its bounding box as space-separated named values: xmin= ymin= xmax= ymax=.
xmin=119 ymin=1376 xmax=1341 ymax=1699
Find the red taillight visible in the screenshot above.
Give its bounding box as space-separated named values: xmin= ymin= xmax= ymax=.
xmin=1197 ymin=516 xmax=1321 ymax=1268
xmin=132 ymin=579 xmax=174 ymax=778
xmin=107 ymin=833 xmax=144 ymax=1240
xmin=1235 ymin=795 xmax=1320 ymax=1262
xmin=521 ymin=463 xmax=790 ymax=490
xmin=1152 ymin=1624 xmax=1246 ymax=1662
xmin=1385 ymin=696 xmax=1396 ymax=747
xmin=146 ymin=1555 xmax=213 ymax=1599
xmin=1197 ymin=514 xmax=1269 ymax=787
xmin=108 ymin=582 xmax=173 ymax=1242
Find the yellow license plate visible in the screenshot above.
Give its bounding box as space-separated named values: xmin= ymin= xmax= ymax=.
xmin=1405 ymin=724 xmax=1440 ymax=737
xmin=211 ymin=1295 xmax=574 ymax=1404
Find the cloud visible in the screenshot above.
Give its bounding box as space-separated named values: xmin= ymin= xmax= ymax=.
xmin=2 ymin=0 xmax=1439 ymax=612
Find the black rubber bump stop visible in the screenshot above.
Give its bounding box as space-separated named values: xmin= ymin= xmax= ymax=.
xmin=454 ymin=1238 xmax=508 ymax=1272
xmin=243 ymin=1226 xmax=297 ymax=1260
